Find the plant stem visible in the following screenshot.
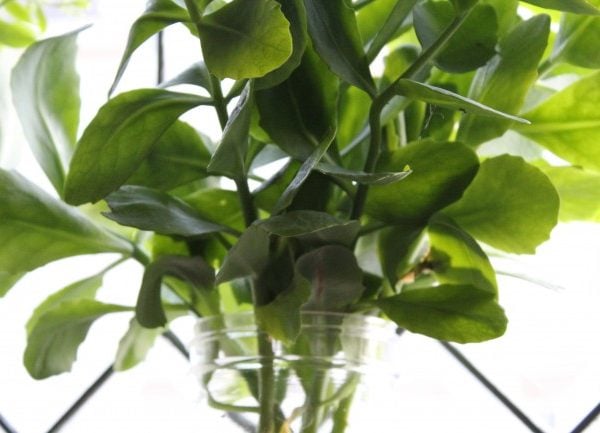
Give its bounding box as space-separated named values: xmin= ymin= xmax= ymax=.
xmin=257 ymin=331 xmax=276 ymax=433
xmin=235 ymin=178 xmax=258 ymax=227
xmin=349 ymin=6 xmax=475 ymax=221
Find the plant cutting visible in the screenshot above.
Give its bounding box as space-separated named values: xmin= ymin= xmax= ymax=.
xmin=2 ymin=0 xmax=600 ymax=431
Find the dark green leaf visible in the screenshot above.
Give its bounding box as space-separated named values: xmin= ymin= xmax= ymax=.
xmin=0 ymin=272 xmax=24 ymax=298
xmin=159 ymin=61 xmax=212 ymax=91
xmin=216 ymin=225 xmax=271 ymax=283
xmin=515 ymin=71 xmax=600 ymax=171
xmin=414 ymin=2 xmax=498 ymax=73
xmin=256 ymin=46 xmax=338 ymax=159
xmin=65 ymin=89 xmax=209 ymax=205
xmin=541 ymin=165 xmax=600 ymax=222
xmin=256 ymin=0 xmax=308 ymax=89
xmin=207 ymin=84 xmax=253 ymax=179
xmin=0 ymin=20 xmax=36 ymax=47
xmin=394 ymin=79 xmax=528 ymax=123
xmin=554 ymin=15 xmax=600 ymax=69
xmin=260 ymin=210 xmax=360 ymax=247
xmin=109 ymin=0 xmax=190 ymax=95
xmin=442 ymin=155 xmax=559 ymax=253
xmin=337 ymin=86 xmax=371 ymax=149
xmin=376 ymin=284 xmax=507 ymax=343
xmin=378 ymin=225 xmax=425 ymax=283
xmin=105 ymin=185 xmax=232 ymax=237
xmin=137 ymin=255 xmax=215 ymax=328
xmin=365 ymin=140 xmax=479 ymax=225
xmin=364 ymin=0 xmax=417 ymax=62
xmin=26 ymin=274 xmax=104 ymax=334
xmin=0 ymin=169 xmax=132 ymax=275
xmin=24 ymin=300 xmax=132 ymax=379
xmin=316 ymin=162 xmax=411 ymax=185
xmin=481 ymin=0 xmax=518 ymax=36
xmin=297 ymin=245 xmax=365 ymax=311
xmin=181 ymin=188 xmax=245 ymax=233
xmin=450 ymin=0 xmax=478 ymax=12
xmin=272 ymin=128 xmax=335 ymax=214
xmin=198 ymin=0 xmax=293 ymax=79
xmin=304 ymin=0 xmax=376 ymax=96
xmin=520 ymin=0 xmax=600 ymax=15
xmin=11 ymin=28 xmax=82 ymax=195
xmin=428 ymin=216 xmax=498 ymax=294
xmin=457 ymin=15 xmax=550 ymax=146
xmin=114 ymin=318 xmax=162 ymax=371
xmin=126 ymin=120 xmax=211 ymax=191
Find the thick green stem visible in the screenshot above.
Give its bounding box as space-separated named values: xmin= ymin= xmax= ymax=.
xmin=349 ymin=7 xmax=476 ymax=221
xmin=257 ymin=332 xmax=276 ymax=433
xmin=235 ymin=178 xmax=258 ymax=228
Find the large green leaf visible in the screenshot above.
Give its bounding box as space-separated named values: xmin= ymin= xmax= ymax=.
xmin=126 ymin=120 xmax=211 ymax=191
xmin=207 ymin=84 xmax=253 ymax=179
xmin=256 ymin=46 xmax=338 ymax=159
xmin=303 ymin=0 xmax=375 ymax=96
xmin=159 ymin=61 xmax=212 ymax=92
xmin=181 ymin=188 xmax=244 ymax=232
xmin=296 ymin=245 xmax=365 ymax=311
xmin=442 ymin=155 xmax=559 ymax=253
xmin=553 ymin=15 xmax=600 ymax=69
xmin=542 ymin=165 xmax=600 ymax=222
xmin=11 ymin=28 xmax=82 ymax=195
xmin=64 ymin=89 xmax=209 ymax=205
xmin=0 ymin=169 xmax=132 ymax=276
xmin=516 ymin=72 xmax=600 ymax=172
xmin=0 ymin=272 xmax=24 ymax=298
xmin=316 ymin=162 xmax=412 ymax=185
xmin=0 ymin=20 xmax=36 ymax=47
xmin=376 ymin=284 xmax=507 ymax=343
xmin=104 ymin=186 xmax=233 ymax=237
xmin=378 ymin=225 xmax=425 ymax=284
xmin=114 ymin=318 xmax=162 ymax=371
xmin=197 ymin=0 xmax=293 ymax=79
xmin=255 ymin=0 xmax=308 ymax=89
xmin=24 ymin=300 xmax=132 ymax=379
xmin=394 ymin=79 xmax=528 ymax=123
xmin=136 ymin=255 xmax=215 ymax=328
xmin=216 ymin=225 xmax=271 ymax=283
xmin=457 ymin=15 xmax=550 ymax=146
xmin=427 ymin=216 xmax=497 ymax=294
xmin=413 ymin=2 xmax=498 ymax=73
xmin=365 ymin=140 xmax=479 ymax=225
xmin=109 ymin=0 xmax=190 ymax=95
xmin=481 ymin=0 xmax=519 ymax=36
xmin=26 ymin=274 xmax=104 ymax=334
xmin=520 ymin=0 xmax=600 ymax=15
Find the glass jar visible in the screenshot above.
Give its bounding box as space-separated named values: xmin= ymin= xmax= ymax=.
xmin=189 ymin=312 xmax=401 ymax=432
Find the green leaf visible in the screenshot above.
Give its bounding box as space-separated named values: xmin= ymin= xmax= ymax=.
xmin=394 ymin=79 xmax=529 ymax=123
xmin=260 ymin=210 xmax=360 ymax=247
xmin=516 ymin=71 xmax=600 ymax=171
xmin=137 ymin=255 xmax=215 ymax=328
xmin=520 ymin=0 xmax=600 ymax=15
xmin=553 ymin=15 xmax=600 ymax=69
xmin=0 ymin=169 xmax=132 ymax=275
xmin=26 ymin=274 xmax=104 ymax=335
xmin=24 ymin=300 xmax=132 ymax=379
xmin=256 ymin=46 xmax=338 ymax=159
xmin=413 ymin=2 xmax=498 ymax=73
xmin=304 ymin=0 xmax=375 ymax=96
xmin=376 ymin=284 xmax=507 ymax=343
xmin=11 ymin=28 xmax=82 ymax=195
xmin=104 ymin=185 xmax=233 ymax=237
xmin=207 ymin=83 xmax=253 ymax=179
xmin=450 ymin=0 xmax=478 ymax=12
xmin=272 ymin=128 xmax=335 ymax=214
xmin=457 ymin=15 xmax=550 ymax=146
xmin=363 ymin=0 xmax=417 ymax=62
xmin=197 ymin=0 xmax=293 ymax=79
xmin=126 ymin=120 xmax=211 ymax=191
xmin=337 ymin=85 xmax=371 ymax=149
xmin=65 ymin=89 xmax=210 ymax=205
xmin=481 ymin=0 xmax=518 ymax=36
xmin=442 ymin=155 xmax=559 ymax=254
xmin=181 ymin=188 xmax=245 ymax=232
xmin=159 ymin=61 xmax=212 ymax=91
xmin=541 ymin=165 xmax=600 ymax=222
xmin=114 ymin=318 xmax=162 ymax=371
xmin=378 ymin=225 xmax=425 ymax=283
xmin=316 ymin=162 xmax=411 ymax=185
xmin=296 ymin=245 xmax=365 ymax=311
xmin=109 ymin=0 xmax=190 ymax=95
xmin=255 ymin=0 xmax=308 ymax=89
xmin=0 ymin=272 xmax=24 ymax=298
xmin=427 ymin=216 xmax=498 ymax=294
xmin=256 ymin=280 xmax=310 ymax=344
xmin=0 ymin=20 xmax=36 ymax=47
xmin=365 ymin=140 xmax=479 ymax=225
xmin=216 ymin=225 xmax=271 ymax=284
